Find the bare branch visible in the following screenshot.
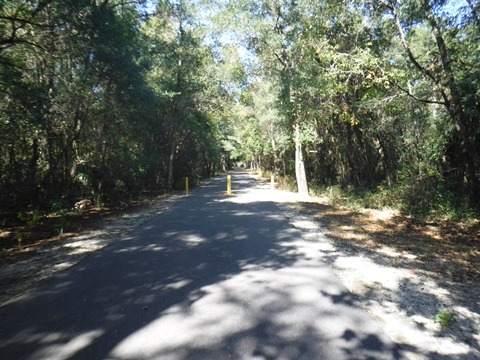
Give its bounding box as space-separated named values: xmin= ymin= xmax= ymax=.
xmin=0 ymin=15 xmax=50 ymax=28
xmin=466 ymin=0 xmax=480 ymax=27
xmin=273 ymin=50 xmax=288 ymax=70
xmin=0 ymin=38 xmax=44 ymax=50
xmin=380 ymin=0 xmax=438 ymax=84
xmin=392 ymin=81 xmax=447 ymax=106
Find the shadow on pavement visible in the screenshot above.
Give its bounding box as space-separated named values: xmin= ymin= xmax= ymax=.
xmin=0 ymin=171 xmax=412 ymax=359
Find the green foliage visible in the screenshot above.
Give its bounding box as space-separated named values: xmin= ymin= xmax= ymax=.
xmin=0 ymin=0 xmax=230 ymax=217
xmin=14 ymin=210 xmax=44 ymax=246
xmin=315 ymin=169 xmax=479 ymax=223
xmin=1 ymin=0 xmax=478 ymax=224
xmin=74 ymin=173 xmax=91 ymax=188
xmin=17 ymin=210 xmax=43 ymax=226
xmin=435 ymin=310 xmax=455 ymax=328
xmin=15 ymin=232 xmax=23 ymax=248
xmin=214 ymin=0 xmax=479 ymax=221
xmin=396 ymin=169 xmax=451 ymax=222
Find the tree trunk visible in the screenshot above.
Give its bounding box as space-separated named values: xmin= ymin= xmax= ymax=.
xmin=28 ymin=136 xmax=40 ymax=206
xmin=294 ymin=123 xmax=309 ymax=195
xmin=271 ymin=137 xmax=277 ymax=175
xmin=167 ymin=137 xmax=175 ymax=192
xmin=386 ymin=0 xmax=479 ymax=200
xmin=446 ymin=98 xmax=479 ymax=199
xmin=353 ymin=125 xmax=375 ymax=185
xmin=427 ymin=11 xmax=479 ymax=200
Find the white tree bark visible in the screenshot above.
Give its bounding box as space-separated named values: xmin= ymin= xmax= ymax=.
xmin=294 ymin=123 xmax=309 ymax=195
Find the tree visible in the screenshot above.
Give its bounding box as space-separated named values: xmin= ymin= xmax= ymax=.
xmin=378 ymin=0 xmax=480 ymax=201
xmin=215 ymin=0 xmax=312 ymax=194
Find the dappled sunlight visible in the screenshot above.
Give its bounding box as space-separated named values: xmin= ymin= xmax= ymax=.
xmin=291 ymin=199 xmax=480 ymax=357
xmin=364 ymin=280 xmax=478 ymax=358
xmin=110 ymin=288 xmax=254 ymax=358
xmin=181 ymin=234 xmax=207 ymax=246
xmin=163 ymin=279 xmax=192 ymax=290
xmin=220 ymin=188 xmax=311 ymax=205
xmin=217 ymin=174 xmax=311 ymax=206
xmin=29 ymin=330 xmax=105 ymax=360
xmin=231 ymin=210 xmax=255 ymax=216
xmin=0 ymin=172 xmax=409 ymax=359
xmin=110 ymin=255 xmax=395 ymax=359
xmin=63 ymin=239 xmax=107 ymax=255
xmin=144 ymin=244 xmax=166 ymax=252
xmin=295 ymin=200 xmax=480 ymax=282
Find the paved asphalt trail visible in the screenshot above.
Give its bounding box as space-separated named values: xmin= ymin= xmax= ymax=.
xmin=0 ymin=171 xmax=406 ymax=359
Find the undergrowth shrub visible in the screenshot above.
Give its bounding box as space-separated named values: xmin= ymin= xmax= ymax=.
xmin=393 ymin=167 xmax=478 ymax=222
xmin=267 ymin=168 xmax=478 ymax=223
xmin=315 ymin=167 xmax=478 ymax=222
xmin=397 ymin=171 xmax=450 ymax=221
xmin=275 ymin=175 xmax=298 ymax=192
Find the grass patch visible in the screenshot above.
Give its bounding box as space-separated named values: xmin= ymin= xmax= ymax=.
xmin=435 ymin=310 xmax=455 ymax=328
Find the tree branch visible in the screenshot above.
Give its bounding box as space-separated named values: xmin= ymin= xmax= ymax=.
xmin=392 ymin=81 xmax=447 ymax=105
xmin=273 ymin=50 xmax=288 ymax=69
xmin=0 ymin=38 xmax=44 ymax=50
xmin=379 ymin=0 xmax=438 ymax=84
xmin=0 ymin=15 xmax=50 ymax=28
xmin=466 ymin=0 xmax=480 ymax=27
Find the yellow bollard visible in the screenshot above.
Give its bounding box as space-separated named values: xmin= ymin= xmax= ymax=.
xmin=227 ymin=175 xmax=232 ymax=195
xmin=185 ymin=176 xmax=189 ymax=195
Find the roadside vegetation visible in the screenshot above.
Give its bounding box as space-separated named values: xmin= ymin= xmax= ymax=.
xmin=293 ymin=197 xmax=480 ymax=284
xmin=253 ymin=171 xmax=479 ymax=287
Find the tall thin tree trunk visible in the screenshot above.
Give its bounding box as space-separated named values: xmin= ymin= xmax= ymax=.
xmin=294 ymin=123 xmax=308 ymax=195
xmin=167 ymin=137 xmax=175 ymax=192
xmin=29 ymin=136 xmax=40 ymax=206
xmin=271 ymin=137 xmax=277 ymax=175
xmin=427 ymin=11 xmax=479 ymax=200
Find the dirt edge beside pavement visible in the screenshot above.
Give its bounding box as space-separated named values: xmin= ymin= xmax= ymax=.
xmin=276 ymin=196 xmax=480 ymax=360
xmin=0 ymin=192 xmax=187 ymax=307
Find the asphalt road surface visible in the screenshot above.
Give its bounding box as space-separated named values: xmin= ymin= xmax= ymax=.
xmin=0 ymin=171 xmax=406 ymax=359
